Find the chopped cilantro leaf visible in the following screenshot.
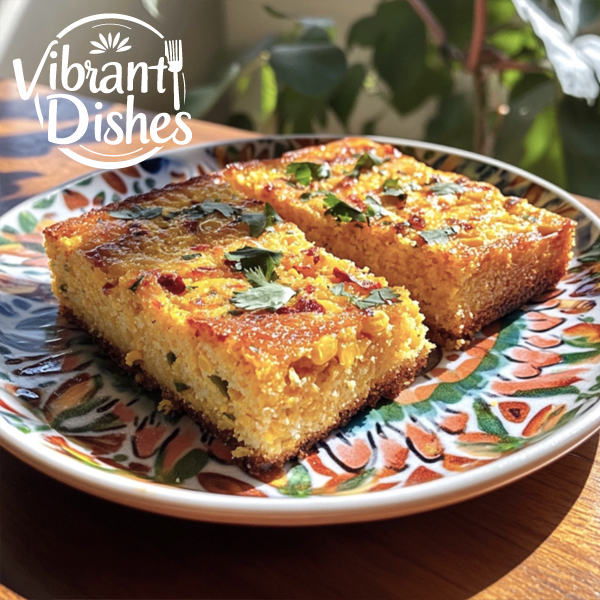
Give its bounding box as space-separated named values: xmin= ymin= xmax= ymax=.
xmin=347 ymin=151 xmax=386 ymax=177
xmin=129 ymin=274 xmax=144 ymax=292
xmin=109 ymin=205 xmax=163 ymax=220
xmin=181 ymin=253 xmax=202 ymax=260
xmin=300 ymin=189 xmax=327 ymax=202
xmin=286 ymin=162 xmax=331 ymax=186
xmin=418 ymin=226 xmax=461 ymax=245
xmin=323 ymin=193 xmax=367 ymax=223
xmin=381 ymin=178 xmax=420 ymax=198
xmin=240 ymin=203 xmax=283 ymax=237
xmin=230 ymin=281 xmax=296 ymax=312
xmin=166 ymin=201 xmax=240 ymax=220
xmin=174 ymin=381 xmax=190 ymax=392
xmin=225 ymin=246 xmax=283 ymax=282
xmin=365 ymin=195 xmax=391 ymax=219
xmin=428 ymin=182 xmax=466 ymax=196
xmin=331 ymin=283 xmax=400 ymax=310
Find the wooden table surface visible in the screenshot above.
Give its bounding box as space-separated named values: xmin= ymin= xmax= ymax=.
xmin=0 ymin=79 xmax=599 ymax=600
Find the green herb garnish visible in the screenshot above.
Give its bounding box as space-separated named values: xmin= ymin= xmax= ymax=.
xmin=331 ymin=284 xmax=400 ymax=310
xmin=300 ymin=190 xmax=327 ymax=202
xmin=364 ymin=195 xmax=391 ymax=219
xmin=240 ymin=203 xmax=283 ymax=237
xmin=174 ymin=381 xmax=190 ymax=392
xmin=381 ymin=178 xmax=420 ymax=197
xmin=109 ymin=205 xmax=163 ymax=220
xmin=323 ymin=193 xmax=367 ymax=223
xmin=225 ymin=246 xmax=283 ymax=282
xmin=286 ymin=162 xmax=331 ymax=186
xmin=166 ymin=351 xmax=177 ymax=365
xmin=166 ymin=200 xmax=240 ymax=220
xmin=222 ymin=412 xmax=236 ymax=421
xmin=181 ymin=253 xmax=202 ymax=261
xmin=418 ymin=226 xmax=461 ymax=245
xmin=428 ymin=182 xmax=466 ymax=196
xmin=230 ymin=280 xmax=296 ymax=312
xmin=347 ymin=151 xmax=386 ymax=178
xmin=209 ymin=375 xmax=230 ymax=398
xmin=129 ymin=274 xmax=145 ymax=292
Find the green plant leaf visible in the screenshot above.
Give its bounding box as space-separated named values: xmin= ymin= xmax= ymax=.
xmin=558 ymin=95 xmax=600 ymax=198
xmin=495 ymin=79 xmax=555 ymax=166
xmin=260 ymin=63 xmax=278 ymax=121
xmin=426 ymin=93 xmax=474 ymax=151
xmin=270 ymin=42 xmax=347 ymax=97
xmin=521 ymin=104 xmax=567 ymax=188
xmin=184 ymin=63 xmax=241 ymax=118
xmin=263 ymin=4 xmax=289 ymax=19
xmin=348 ymin=15 xmax=379 ymax=47
xmin=329 ymin=63 xmax=366 ymax=128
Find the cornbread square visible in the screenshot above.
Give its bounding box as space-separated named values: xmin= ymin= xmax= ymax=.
xmin=44 ymin=173 xmax=431 ymax=473
xmin=223 ymin=138 xmax=575 ymax=348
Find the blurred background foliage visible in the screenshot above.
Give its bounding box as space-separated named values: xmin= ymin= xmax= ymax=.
xmin=146 ymin=0 xmax=600 ymax=198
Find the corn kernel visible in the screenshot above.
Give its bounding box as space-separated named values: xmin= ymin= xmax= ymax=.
xmin=362 ymin=310 xmax=390 ymax=335
xmin=125 ymin=349 xmax=143 ymax=366
xmin=358 ymin=337 xmax=370 ymax=356
xmin=339 ymin=343 xmax=358 ymax=368
xmin=317 ymin=299 xmax=342 ymax=313
xmin=197 ymin=353 xmax=211 ymax=372
xmin=311 ymin=334 xmax=338 ymax=365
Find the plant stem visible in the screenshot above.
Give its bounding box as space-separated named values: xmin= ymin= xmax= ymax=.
xmin=466 ymin=0 xmax=488 ymax=153
xmin=466 ymin=0 xmax=487 ymax=72
xmin=406 ymin=0 xmax=459 ymax=60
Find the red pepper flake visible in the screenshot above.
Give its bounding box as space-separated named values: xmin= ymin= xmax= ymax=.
xmin=276 ymin=296 xmax=325 ymax=314
xmin=306 ymin=247 xmax=321 ymax=264
xmin=102 ymin=282 xmax=116 ymax=295
xmin=332 ymin=267 xmax=382 ymax=291
xmin=305 ymin=284 xmax=315 ymax=294
xmin=182 ymin=219 xmax=199 ymax=233
xmin=409 ymin=215 xmax=426 ymax=230
xmin=158 ymin=273 xmax=186 ymax=295
xmin=191 ymin=244 xmax=210 ymax=251
xmin=295 ymin=265 xmax=318 ymax=278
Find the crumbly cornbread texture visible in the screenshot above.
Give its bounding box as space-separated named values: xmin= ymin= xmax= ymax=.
xmin=44 ymin=173 xmax=431 ymax=473
xmin=223 ymin=137 xmax=575 ymax=347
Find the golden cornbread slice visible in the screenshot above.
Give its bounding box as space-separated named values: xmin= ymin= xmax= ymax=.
xmin=223 ymin=137 xmax=575 ymax=348
xmin=44 ymin=173 xmax=431 ymax=474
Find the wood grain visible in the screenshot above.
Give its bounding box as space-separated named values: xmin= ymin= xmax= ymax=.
xmin=1 ymin=78 xmax=599 ymax=600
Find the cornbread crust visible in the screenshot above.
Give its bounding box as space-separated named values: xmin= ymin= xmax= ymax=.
xmin=60 ymin=305 xmax=427 ymax=475
xmin=223 ymin=138 xmax=576 ymax=348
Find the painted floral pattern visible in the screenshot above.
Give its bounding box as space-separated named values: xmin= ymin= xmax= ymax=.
xmin=1 ymin=138 xmax=600 ymax=499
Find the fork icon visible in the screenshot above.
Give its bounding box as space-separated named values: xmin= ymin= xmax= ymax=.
xmin=165 ymin=40 xmax=183 ymax=110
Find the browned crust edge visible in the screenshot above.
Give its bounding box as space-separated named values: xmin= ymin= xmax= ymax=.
xmin=60 ymin=306 xmax=427 ymax=476
xmin=429 ymin=226 xmax=575 ymax=349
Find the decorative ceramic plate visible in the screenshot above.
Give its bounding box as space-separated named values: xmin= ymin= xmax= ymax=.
xmin=1 ymin=136 xmax=600 ymax=526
